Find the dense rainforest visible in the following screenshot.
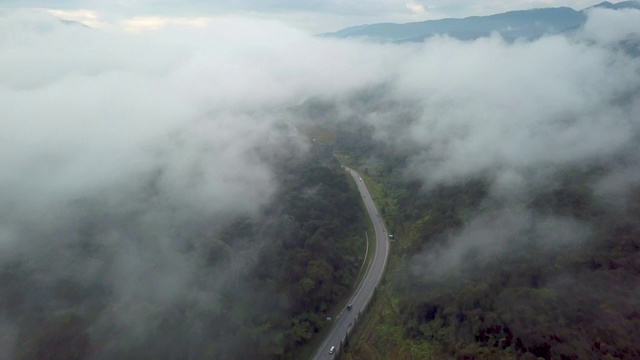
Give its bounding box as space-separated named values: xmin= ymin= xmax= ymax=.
xmin=329 ymin=105 xmax=640 ymax=360
xmin=0 ymin=140 xmax=366 ymax=360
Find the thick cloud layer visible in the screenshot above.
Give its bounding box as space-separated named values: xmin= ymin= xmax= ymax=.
xmin=0 ymin=12 xmax=320 ymax=358
xmin=1 ymin=6 xmax=639 ymax=358
xmin=393 ymin=32 xmax=638 ymax=189
xmin=384 ymin=10 xmax=639 ymax=278
xmin=389 ymin=10 xmax=639 ymax=279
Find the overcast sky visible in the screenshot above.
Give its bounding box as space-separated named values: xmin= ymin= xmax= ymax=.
xmin=0 ymin=0 xmax=627 ymax=32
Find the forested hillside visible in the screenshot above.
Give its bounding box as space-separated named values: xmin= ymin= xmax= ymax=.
xmin=332 ymin=111 xmax=640 ymax=360
xmin=0 ymin=142 xmax=366 ymax=360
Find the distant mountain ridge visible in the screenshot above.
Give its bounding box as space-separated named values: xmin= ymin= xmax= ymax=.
xmin=323 ymin=1 xmax=640 ymax=42
xmin=591 ymin=0 xmax=640 ymax=9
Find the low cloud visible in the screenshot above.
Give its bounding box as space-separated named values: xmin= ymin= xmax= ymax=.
xmin=410 ymin=207 xmax=591 ymax=280
xmin=381 ymin=9 xmax=640 ymax=281
xmin=582 ymin=7 xmax=640 ymax=43
xmin=392 ymin=32 xmax=639 ymax=189
xmin=0 ymin=11 xmax=314 ymax=357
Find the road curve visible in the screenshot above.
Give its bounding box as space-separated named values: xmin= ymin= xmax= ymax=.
xmin=311 ymin=167 xmax=390 ymax=360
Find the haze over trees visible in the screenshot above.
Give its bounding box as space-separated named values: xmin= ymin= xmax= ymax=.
xmin=1 ymin=2 xmax=640 ymax=360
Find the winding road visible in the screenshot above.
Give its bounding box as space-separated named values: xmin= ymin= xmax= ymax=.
xmin=311 ymin=167 xmax=390 ymax=360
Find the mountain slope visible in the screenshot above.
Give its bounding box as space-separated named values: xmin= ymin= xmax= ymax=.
xmin=590 ymin=0 xmax=640 ymax=9
xmin=324 ymin=1 xmax=639 ymax=42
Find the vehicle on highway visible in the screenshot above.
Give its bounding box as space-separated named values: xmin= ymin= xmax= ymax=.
xmin=311 ymin=168 xmax=390 ymax=360
xmin=347 ymin=304 xmax=352 ymax=310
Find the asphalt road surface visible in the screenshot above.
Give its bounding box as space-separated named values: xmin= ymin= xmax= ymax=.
xmin=311 ymin=167 xmax=390 ymax=360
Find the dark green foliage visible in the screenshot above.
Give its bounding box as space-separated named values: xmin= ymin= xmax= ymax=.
xmin=391 ymin=168 xmax=640 ymax=359
xmin=252 ymin=146 xmax=366 ymax=357
xmin=0 ymin=144 xmax=365 ymax=359
xmin=333 ymin=116 xmax=640 ymax=359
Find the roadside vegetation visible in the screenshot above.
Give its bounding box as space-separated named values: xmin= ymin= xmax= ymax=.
xmin=332 ymin=115 xmax=640 ymax=360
